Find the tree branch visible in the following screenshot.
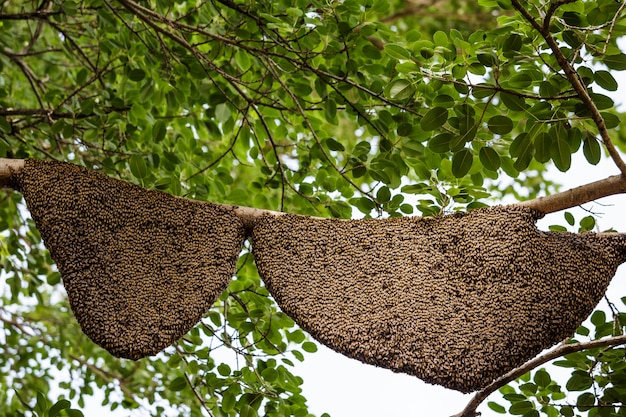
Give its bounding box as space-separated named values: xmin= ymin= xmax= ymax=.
xmin=3 ymin=157 xmax=626 ymax=219
xmin=0 ymin=159 xmax=25 ymax=188
xmin=518 ymin=174 xmax=626 ymax=214
xmin=511 ymin=0 xmax=626 ymax=176
xmin=451 ymin=334 xmax=626 ymax=417
xmin=0 ymin=11 xmax=62 ymax=20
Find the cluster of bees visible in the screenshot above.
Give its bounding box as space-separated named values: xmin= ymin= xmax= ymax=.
xmin=12 ymin=160 xmax=626 ymax=391
xmin=252 ymin=206 xmax=625 ymax=392
xmin=14 ymin=159 xmax=245 ymax=360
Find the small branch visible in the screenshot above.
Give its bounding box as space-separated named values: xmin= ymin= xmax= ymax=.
xmin=0 ymin=11 xmax=62 ymax=20
xmin=69 ymin=354 xmax=135 ymax=399
xmin=451 ymin=334 xmax=626 ymax=417
xmin=0 ymin=107 xmax=128 ymax=121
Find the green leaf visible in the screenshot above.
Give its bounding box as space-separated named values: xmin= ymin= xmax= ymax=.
xmin=153 ymin=120 xmax=166 ymax=142
xmin=509 ymin=401 xmax=534 ymax=415
xmin=35 ymin=392 xmax=49 ymax=414
xmin=601 ymin=112 xmax=620 ymax=129
xmin=218 ymin=363 xmax=231 ymax=376
xmin=534 ymin=131 xmax=552 ymax=163
xmin=46 ymin=271 xmax=61 ymax=286
xmin=479 ymin=147 xmax=501 ymax=171
xmin=594 ymin=70 xmax=618 ymax=91
xmin=566 ymin=371 xmax=593 ymax=391
xmin=355 ymin=197 xmax=376 ymax=214
xmin=169 ymin=376 xmax=188 ymax=391
xmin=500 ymin=92 xmax=527 ymax=111
xmin=48 ymin=399 xmax=71 ymax=417
xmin=590 ymin=310 xmax=605 ymax=327
xmin=302 ymin=341 xmax=317 ymax=353
xmin=510 ymin=133 xmax=531 ymax=158
xmin=0 ymin=117 xmax=11 ymax=133
xmin=550 ymin=139 xmax=572 ymax=172
xmin=487 ymin=116 xmax=513 ymax=135
xmin=533 ymin=369 xmax=551 ymax=387
xmin=428 ymin=133 xmax=453 ymax=153
xmin=507 ymin=73 xmax=533 ymax=89
xmin=576 ymin=392 xmax=595 ymax=411
xmin=261 ymin=367 xmax=278 ymax=382
xmin=215 ymin=103 xmax=231 ymax=123
xmin=235 ymin=49 xmax=252 ymax=71
xmin=325 ymin=137 xmax=345 ymax=151
xmin=602 ymin=53 xmax=626 ymax=70
xmin=433 ymin=94 xmax=455 ymax=107
xmin=580 ymin=215 xmax=595 ymax=231
xmin=384 ymin=44 xmax=412 ymax=60
xmin=222 ymin=392 xmax=236 ymax=413
xmin=488 ymin=401 xmax=506 ymax=413
xmin=421 ymin=107 xmax=448 ymax=131
xmin=549 ymin=225 xmax=567 ymax=232
xmin=477 ymin=52 xmax=498 ymax=67
xmin=129 ymin=154 xmax=148 ymax=179
xmin=503 ymin=33 xmax=522 ymax=53
xmin=564 ymin=212 xmax=575 ymax=226
xmin=433 ymin=31 xmax=448 ymax=46
xmin=386 ymin=79 xmax=415 ymax=100
xmin=451 ymin=149 xmax=473 ymax=178
xmin=128 ymin=68 xmax=146 ymax=81
xmin=420 ymin=47 xmax=434 ymax=59
xmin=583 ymin=136 xmax=601 ymax=165
xmin=377 ymin=186 xmax=391 ymax=203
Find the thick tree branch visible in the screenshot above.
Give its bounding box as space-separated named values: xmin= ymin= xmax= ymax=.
xmin=518 ymin=174 xmax=626 ymax=214
xmin=451 ymin=334 xmax=626 ymax=417
xmin=2 ymin=158 xmax=626 ymax=219
xmin=0 ymin=159 xmax=25 ymax=188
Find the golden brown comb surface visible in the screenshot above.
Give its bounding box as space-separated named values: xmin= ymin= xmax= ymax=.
xmin=13 ymin=159 xmax=245 ymax=359
xmin=251 ymin=207 xmax=626 ymax=392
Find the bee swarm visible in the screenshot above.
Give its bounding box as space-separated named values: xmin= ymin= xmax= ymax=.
xmin=251 ymin=207 xmax=626 ymax=392
xmin=13 ymin=159 xmax=245 ymax=360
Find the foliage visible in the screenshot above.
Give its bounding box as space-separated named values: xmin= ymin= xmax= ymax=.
xmin=1 ymin=0 xmax=626 ymax=416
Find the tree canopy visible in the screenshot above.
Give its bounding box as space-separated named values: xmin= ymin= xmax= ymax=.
xmin=1 ymin=0 xmax=626 ymax=416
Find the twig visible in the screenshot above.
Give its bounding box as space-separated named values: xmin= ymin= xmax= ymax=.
xmin=452 ymin=334 xmax=626 ymax=417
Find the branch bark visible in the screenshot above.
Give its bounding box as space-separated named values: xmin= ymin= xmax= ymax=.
xmin=2 ymin=158 xmax=626 ymax=218
xmin=0 ymin=159 xmax=25 ymax=188
xmin=451 ymin=334 xmax=626 ymax=417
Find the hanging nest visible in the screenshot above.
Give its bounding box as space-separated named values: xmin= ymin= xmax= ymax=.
xmin=251 ymin=207 xmax=626 ymax=392
xmin=11 ymin=159 xmax=245 ymax=360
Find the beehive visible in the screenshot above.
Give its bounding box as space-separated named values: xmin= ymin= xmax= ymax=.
xmin=12 ymin=159 xmax=245 ymax=359
xmin=251 ymin=207 xmax=626 ymax=392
